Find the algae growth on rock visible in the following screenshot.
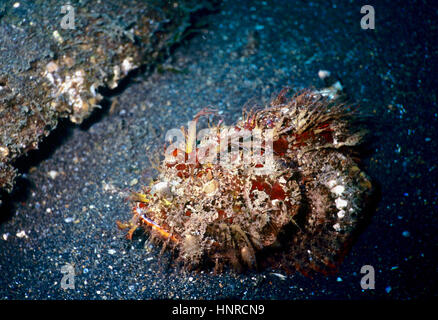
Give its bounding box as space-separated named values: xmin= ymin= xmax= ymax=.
xmin=119 ymin=89 xmax=374 ymax=274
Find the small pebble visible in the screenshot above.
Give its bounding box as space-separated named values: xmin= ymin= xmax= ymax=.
xmin=402 ymin=231 xmax=410 ymax=237
xmin=335 ymin=198 xmax=348 ymax=209
xmin=48 ymin=170 xmax=59 ymax=179
xmin=16 ymin=230 xmax=28 ymax=238
xmin=318 ymin=70 xmax=331 ymax=80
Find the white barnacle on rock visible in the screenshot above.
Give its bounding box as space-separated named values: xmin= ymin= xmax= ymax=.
xmin=337 ymin=210 xmax=345 ymax=218
xmin=110 ymin=65 xmax=121 ymax=89
xmin=63 ymin=70 xmax=88 ymax=120
xmin=335 ymin=198 xmax=348 ymax=209
xmin=121 ymin=57 xmax=136 ymax=75
xmin=333 ymin=223 xmax=341 ymax=232
xmin=90 ymin=83 xmax=97 ymax=97
xmin=44 ymin=62 xmax=60 ymax=86
xmin=0 ymin=146 xmax=9 ymax=159
xmin=327 ymin=179 xmax=337 ymax=188
xmin=45 ymin=72 xmax=55 ymax=85
xmin=46 ymin=61 xmax=59 ymax=73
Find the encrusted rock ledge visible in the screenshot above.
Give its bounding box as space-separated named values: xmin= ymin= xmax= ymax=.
xmin=0 ymin=0 xmax=218 ymax=196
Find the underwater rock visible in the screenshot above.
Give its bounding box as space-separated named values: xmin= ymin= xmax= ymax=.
xmin=121 ymin=89 xmax=374 ymax=274
xmin=0 ymin=0 xmax=218 ymax=194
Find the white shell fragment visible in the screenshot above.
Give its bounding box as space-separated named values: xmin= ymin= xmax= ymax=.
xmin=335 ymin=198 xmax=348 ymax=209
xmin=337 ymin=210 xmax=346 ymax=218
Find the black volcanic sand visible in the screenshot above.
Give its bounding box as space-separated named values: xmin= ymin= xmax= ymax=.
xmin=1 ymin=0 xmax=437 ymax=299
